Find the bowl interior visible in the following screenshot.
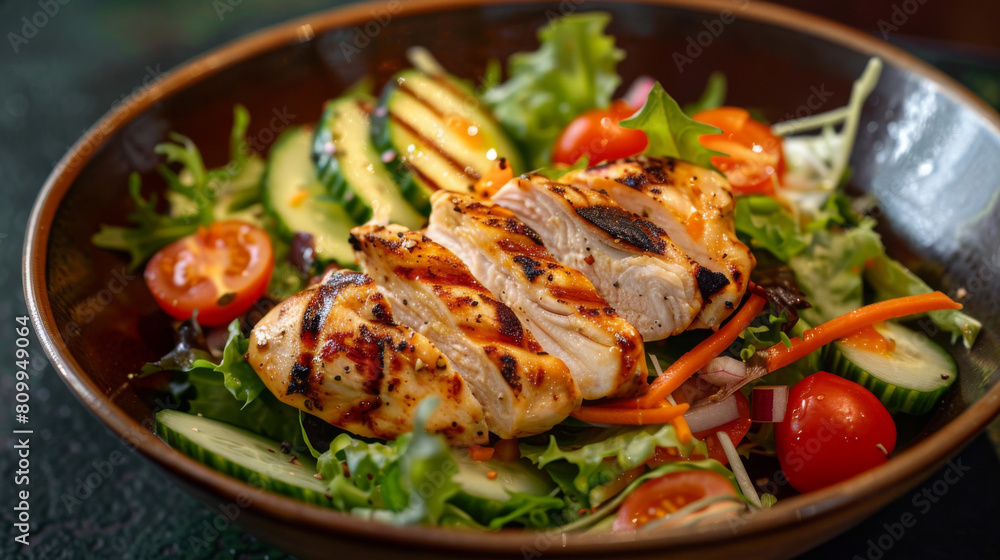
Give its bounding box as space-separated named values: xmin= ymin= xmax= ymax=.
xmin=29 ymin=0 xmax=1000 ymax=557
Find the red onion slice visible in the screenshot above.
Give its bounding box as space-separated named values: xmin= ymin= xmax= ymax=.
xmin=682 ymin=394 xmax=740 ymax=433
xmin=697 ymin=356 xmax=748 ymax=387
xmin=750 ymin=385 xmax=789 ymax=423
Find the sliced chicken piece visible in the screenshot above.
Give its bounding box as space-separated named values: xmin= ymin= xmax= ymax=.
xmin=426 ymin=192 xmax=646 ymax=400
xmin=248 ymin=270 xmax=487 ymax=446
xmin=351 ymin=224 xmax=582 ymax=438
xmin=562 ymin=156 xmax=755 ymax=329
xmin=492 ymin=175 xmax=703 ymax=341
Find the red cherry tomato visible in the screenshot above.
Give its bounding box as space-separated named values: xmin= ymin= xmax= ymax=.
xmin=775 ymin=372 xmax=896 ymax=494
xmin=552 ymin=100 xmax=648 ymax=165
xmin=649 ymin=391 xmax=752 ymax=467
xmin=613 ymin=470 xmax=738 ymax=532
xmin=693 ymin=106 xmax=785 ymax=194
xmin=145 ymin=220 xmax=274 ymax=326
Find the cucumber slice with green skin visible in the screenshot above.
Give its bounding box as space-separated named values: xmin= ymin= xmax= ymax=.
xmin=313 ymin=97 xmax=425 ymax=229
xmin=263 ymin=126 xmax=356 ymax=267
xmin=451 ymin=452 xmax=554 ymax=502
xmin=826 ymin=321 xmax=957 ymax=415
xmin=155 ymin=409 xmax=334 ymax=508
xmin=372 ymin=69 xmax=524 ymax=207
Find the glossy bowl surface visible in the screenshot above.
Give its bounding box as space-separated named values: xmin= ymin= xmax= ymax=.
xmin=23 ymin=1 xmax=1000 ymax=558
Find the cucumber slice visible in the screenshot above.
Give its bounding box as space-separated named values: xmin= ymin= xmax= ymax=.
xmin=372 ymin=69 xmax=523 ymax=205
xmin=263 ymin=126 xmax=356 ymax=266
xmin=155 ymin=409 xmax=333 ymax=507
xmin=313 ymin=97 xmax=425 ymax=229
xmin=451 ymin=452 xmax=554 ymax=502
xmin=827 ymin=321 xmax=957 ymax=415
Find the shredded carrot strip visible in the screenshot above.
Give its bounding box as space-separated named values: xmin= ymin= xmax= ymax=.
xmin=636 ymin=294 xmax=767 ymax=408
xmin=571 ymin=403 xmax=690 ymax=426
xmin=670 ymin=415 xmax=693 ymax=445
xmin=761 ymin=291 xmax=961 ymax=371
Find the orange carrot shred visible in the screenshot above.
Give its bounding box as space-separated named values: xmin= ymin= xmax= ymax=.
xmin=761 ymin=291 xmax=960 ymax=371
xmin=636 ymin=294 xmax=767 ymax=408
xmin=670 ymin=415 xmax=693 ymax=445
xmin=570 ymin=402 xmax=690 ymax=426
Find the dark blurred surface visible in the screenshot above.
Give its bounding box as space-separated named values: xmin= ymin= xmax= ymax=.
xmin=1 ymin=1 xmax=998 ymax=558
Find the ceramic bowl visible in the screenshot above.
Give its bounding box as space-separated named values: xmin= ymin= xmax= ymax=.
xmin=24 ymin=1 xmax=1000 ymax=558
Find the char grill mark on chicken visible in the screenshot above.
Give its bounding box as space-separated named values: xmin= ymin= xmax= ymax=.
xmin=426 ymin=191 xmax=647 ymax=400
xmin=492 ymin=174 xmax=703 ymax=341
xmin=562 ymin=156 xmax=755 ymax=329
xmin=248 ymin=269 xmax=488 ymax=446
xmin=351 ymin=224 xmax=581 ymax=438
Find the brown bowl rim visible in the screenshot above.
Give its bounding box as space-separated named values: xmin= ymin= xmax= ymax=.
xmin=23 ymin=0 xmax=1000 ymax=555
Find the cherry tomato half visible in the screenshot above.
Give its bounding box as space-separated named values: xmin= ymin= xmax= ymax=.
xmin=693 ymin=106 xmax=785 ymax=194
xmin=552 ymin=100 xmax=648 ymax=165
xmin=613 ymin=470 xmax=738 ymax=532
xmin=649 ymin=391 xmax=752 ymax=467
xmin=775 ymin=372 xmax=896 ymax=494
xmin=145 ymin=220 xmax=274 ymax=326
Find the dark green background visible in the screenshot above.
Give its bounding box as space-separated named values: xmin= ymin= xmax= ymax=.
xmin=1 ymin=1 xmax=999 ymax=559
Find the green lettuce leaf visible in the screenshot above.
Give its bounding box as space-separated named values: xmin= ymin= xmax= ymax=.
xmin=789 ymin=221 xmax=884 ymax=325
xmin=187 ymin=320 xmax=265 ymax=408
xmin=182 ymin=368 xmax=305 ymax=450
xmin=619 ymin=82 xmax=724 ymax=170
xmin=483 ymin=12 xmax=624 ymax=169
xmin=865 ymin=255 xmax=981 ymax=348
xmin=734 ymin=195 xmax=810 ymax=262
xmin=519 ymin=423 xmax=703 ymax=509
xmin=91 ymin=174 xmax=202 ymax=269
xmin=318 ymin=399 xmax=461 ymax=525
xmin=92 ymin=105 xmax=264 ymax=269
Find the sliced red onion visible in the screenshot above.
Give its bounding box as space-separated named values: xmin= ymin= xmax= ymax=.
xmin=679 ymin=376 xmax=718 ymax=406
xmin=750 ymin=385 xmax=789 ymax=423
xmin=623 ymin=76 xmax=656 ymax=111
xmin=697 ymin=356 xmax=748 ymax=387
xmin=682 ymin=394 xmax=740 ymax=434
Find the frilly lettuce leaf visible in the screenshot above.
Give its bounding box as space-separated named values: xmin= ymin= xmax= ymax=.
xmin=92 ymin=105 xmax=263 ymax=269
xmin=318 ymin=398 xmax=459 ymax=524
xmin=865 ymin=254 xmax=981 ymax=348
xmin=789 ymin=220 xmax=884 ymax=326
xmin=187 ymin=320 xmax=265 ymax=408
xmin=519 ymin=423 xmax=704 ymax=509
xmin=483 ymin=12 xmax=624 ymax=169
xmin=619 ymin=82 xmax=724 ymax=170
xmin=734 ymin=195 xmax=810 ymax=262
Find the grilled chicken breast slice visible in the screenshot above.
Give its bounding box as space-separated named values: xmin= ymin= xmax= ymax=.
xmin=562 ymin=156 xmax=755 ymax=329
xmin=248 ymin=270 xmax=487 ymax=446
xmin=492 ymin=175 xmax=704 ymax=341
xmin=426 ymin=192 xmax=646 ymax=400
xmin=351 ymin=224 xmax=581 ymax=438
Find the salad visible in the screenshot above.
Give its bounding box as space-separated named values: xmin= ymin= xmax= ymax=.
xmin=94 ymin=13 xmax=981 ymax=534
